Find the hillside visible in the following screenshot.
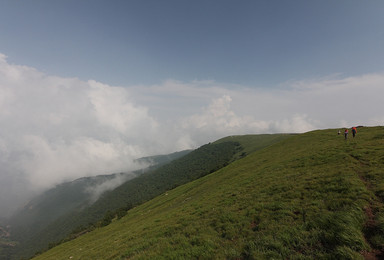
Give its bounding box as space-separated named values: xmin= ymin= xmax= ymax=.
xmin=8 ymin=149 xmax=192 ymax=234
xmin=33 ymin=127 xmax=384 ymax=259
xmin=1 ymin=150 xmax=191 ymax=260
xmin=9 ymin=173 xmax=133 ymax=236
xmin=3 ymin=135 xmax=289 ymax=260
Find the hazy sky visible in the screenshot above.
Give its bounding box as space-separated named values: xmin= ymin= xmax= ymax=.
xmin=1 ymin=1 xmax=384 ymax=217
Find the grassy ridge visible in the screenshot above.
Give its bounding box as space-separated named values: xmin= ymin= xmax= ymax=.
xmin=33 ymin=127 xmax=384 ymax=259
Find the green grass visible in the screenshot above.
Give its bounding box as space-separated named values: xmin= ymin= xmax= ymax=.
xmin=33 ymin=127 xmax=384 ymax=259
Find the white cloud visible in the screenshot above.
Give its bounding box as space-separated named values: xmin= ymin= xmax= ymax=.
xmin=179 ymin=95 xmax=317 ymax=145
xmin=0 ymin=56 xmax=163 ymax=216
xmin=0 ymin=54 xmax=384 ymax=217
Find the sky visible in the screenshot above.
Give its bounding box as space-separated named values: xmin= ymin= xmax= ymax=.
xmin=1 ymin=0 xmax=384 ymax=217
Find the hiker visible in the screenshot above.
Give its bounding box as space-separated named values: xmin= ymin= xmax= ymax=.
xmin=344 ymin=128 xmax=348 ymax=140
xmin=352 ymin=127 xmax=357 ymax=138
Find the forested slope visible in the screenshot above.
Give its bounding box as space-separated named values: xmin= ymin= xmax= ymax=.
xmin=1 ymin=150 xmax=190 ymax=259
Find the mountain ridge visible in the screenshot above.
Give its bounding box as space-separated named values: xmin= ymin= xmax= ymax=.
xmin=32 ymin=127 xmax=384 ymax=259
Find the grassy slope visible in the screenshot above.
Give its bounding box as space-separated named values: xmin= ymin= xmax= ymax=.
xmin=34 ymin=127 xmax=384 ymax=259
xmin=7 ymin=141 xmax=241 ymax=260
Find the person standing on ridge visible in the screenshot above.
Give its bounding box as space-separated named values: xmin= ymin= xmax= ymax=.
xmin=352 ymin=127 xmax=357 ymax=138
xmin=344 ymin=128 xmax=348 ymax=140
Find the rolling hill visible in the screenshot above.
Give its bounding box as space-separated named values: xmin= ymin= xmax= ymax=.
xmin=32 ymin=127 xmax=384 ymax=259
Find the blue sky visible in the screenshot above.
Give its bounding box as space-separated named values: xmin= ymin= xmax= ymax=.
xmin=1 ymin=1 xmax=384 ymax=216
xmin=1 ymin=0 xmax=384 ymax=86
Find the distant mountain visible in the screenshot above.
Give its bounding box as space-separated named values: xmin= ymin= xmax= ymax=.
xmin=8 ymin=173 xmax=134 ymax=238
xmin=2 ymin=150 xmax=191 ymax=260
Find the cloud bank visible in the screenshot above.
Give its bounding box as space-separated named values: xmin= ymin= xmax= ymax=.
xmin=1 ymin=53 xmax=383 ymax=217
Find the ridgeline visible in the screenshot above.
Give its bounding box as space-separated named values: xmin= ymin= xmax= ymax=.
xmin=29 ymin=127 xmax=384 ymax=259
